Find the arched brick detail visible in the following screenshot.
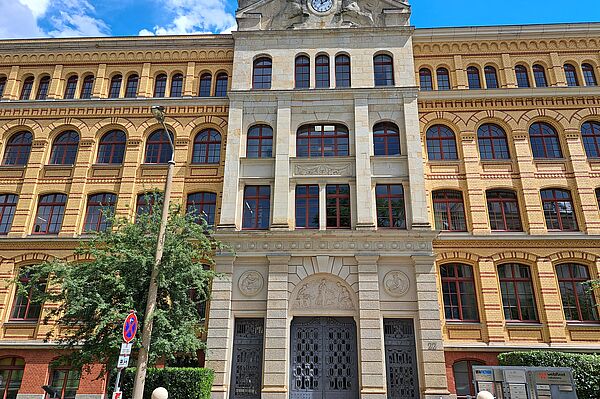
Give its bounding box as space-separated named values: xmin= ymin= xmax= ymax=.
xmin=186 ymin=115 xmax=228 ymax=132
xmin=90 ymin=118 xmax=135 ymax=138
xmin=490 ymin=251 xmax=537 ymax=263
xmin=64 ymin=253 xmax=93 ymax=262
xmin=547 ymin=251 xmax=597 ymax=263
xmin=0 ymin=119 xmax=44 ymax=141
xmin=517 ymin=109 xmax=569 ymax=130
xmin=465 ymin=110 xmax=519 ymax=133
xmin=571 ymin=107 xmax=600 ymax=126
xmin=11 ymin=253 xmax=56 ymax=265
xmin=419 ymin=112 xmax=468 ymax=133
xmin=436 ymin=251 xmax=480 ymax=264
xmin=47 ymin=118 xmax=89 ymax=138
xmin=139 ymin=117 xmax=184 ymax=139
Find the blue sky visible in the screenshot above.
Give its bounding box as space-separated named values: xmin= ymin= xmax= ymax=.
xmin=1 ymin=0 xmax=599 ymax=39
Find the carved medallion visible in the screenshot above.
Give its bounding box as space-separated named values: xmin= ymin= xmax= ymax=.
xmin=238 ymin=271 xmax=264 ymax=297
xmin=293 ymin=278 xmax=354 ymax=310
xmin=383 ymin=271 xmax=410 ymax=297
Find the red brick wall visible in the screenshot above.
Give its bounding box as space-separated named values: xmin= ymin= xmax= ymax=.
xmin=444 ymin=351 xmax=499 ymax=395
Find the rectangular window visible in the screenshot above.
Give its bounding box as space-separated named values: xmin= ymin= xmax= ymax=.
xmin=49 ymin=369 xmax=81 ymax=399
xmin=295 ymin=185 xmax=319 ymax=229
xmin=33 ymin=194 xmax=67 ymax=234
xmin=432 ymin=190 xmax=467 ymax=232
xmin=440 ymin=264 xmax=479 ymax=321
xmin=0 ymin=194 xmax=18 ymax=235
xmin=242 ymin=186 xmax=271 ymax=230
xmin=541 ymin=189 xmax=578 ymax=231
xmin=486 ymin=191 xmax=522 ymax=231
xmin=84 ymin=193 xmax=116 ymax=232
xmin=326 ymin=184 xmax=351 ymax=229
xmin=498 ymin=264 xmax=538 ymax=322
xmin=556 ymin=264 xmax=599 ymax=322
xmin=10 ymin=272 xmax=45 ymax=321
xmin=375 ymin=184 xmax=406 ymax=229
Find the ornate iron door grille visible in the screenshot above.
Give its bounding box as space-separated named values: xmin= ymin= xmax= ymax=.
xmin=230 ymin=318 xmax=265 ymax=399
xmin=383 ymin=319 xmax=419 ymax=399
xmin=290 ymin=317 xmax=359 ymax=399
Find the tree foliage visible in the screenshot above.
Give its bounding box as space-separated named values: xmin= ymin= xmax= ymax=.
xmin=17 ymin=193 xmax=221 ymax=374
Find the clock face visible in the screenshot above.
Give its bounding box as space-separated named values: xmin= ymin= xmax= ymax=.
xmin=311 ymin=0 xmax=334 ymax=13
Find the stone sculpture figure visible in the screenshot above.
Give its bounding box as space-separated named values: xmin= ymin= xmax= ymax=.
xmin=337 ymin=0 xmax=375 ymax=27
xmin=272 ymin=0 xmax=308 ymax=29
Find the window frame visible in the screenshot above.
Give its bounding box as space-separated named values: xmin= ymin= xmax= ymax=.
xmin=540 ymin=188 xmax=578 ymax=231
xmin=453 ymin=360 xmax=485 ymax=398
xmin=36 ymin=76 xmax=50 ymax=100
xmin=247 ymin=125 xmax=273 ymax=159
xmin=564 ymin=63 xmax=579 ymax=87
xmin=484 ymin=66 xmax=499 ymax=89
xmin=153 ymin=74 xmax=167 ymax=98
xmin=432 ymin=190 xmax=467 ymax=232
xmin=426 ymin=125 xmax=458 ymax=161
xmin=10 ymin=272 xmax=45 ymax=321
xmin=20 ymin=77 xmax=34 ymax=100
xmin=373 ymin=54 xmax=394 ymax=87
xmin=3 ymin=131 xmax=33 ymax=166
xmin=199 ymin=73 xmax=212 ymax=97
xmin=375 ymin=184 xmax=406 ymax=229
xmin=252 ymin=57 xmax=272 ymax=90
xmin=556 ymin=263 xmax=599 ymax=322
xmin=49 ymin=131 xmax=79 ymax=165
xmin=582 ymin=63 xmax=598 ymax=87
xmin=33 ymin=193 xmax=67 ymax=235
xmin=80 ymin=75 xmax=94 ymax=99
xmin=419 ymin=68 xmax=433 ymax=91
xmin=144 ymin=130 xmax=174 ymax=164
xmin=215 ymin=73 xmax=228 ymax=97
xmin=477 ymin=123 xmax=510 ymax=160
xmin=440 ymin=263 xmax=479 ymax=322
xmin=436 ymin=67 xmax=451 ymax=90
xmin=335 ymin=54 xmax=351 ymax=88
xmin=192 ymin=129 xmax=221 ymax=165
xmin=582 ymin=121 xmax=600 ymax=158
xmin=0 ymin=194 xmax=18 ymax=235
xmin=124 ymin=74 xmax=139 ymax=98
xmin=242 ymin=185 xmax=271 ymax=230
xmin=466 ymin=66 xmax=481 ymax=89
xmin=373 ymin=122 xmax=401 ymax=156
xmin=326 ymin=184 xmax=351 ymax=229
xmin=47 ymin=367 xmax=81 ymax=399
xmin=0 ymin=357 xmax=25 ymax=399
xmin=97 ymin=130 xmax=126 ymax=165
xmin=108 ymin=75 xmax=122 ymax=98
xmin=532 ymin=64 xmax=548 ymax=87
xmin=136 ymin=192 xmax=162 ymax=216
xmin=295 ymin=184 xmax=319 ymax=230
xmin=295 ymin=55 xmax=310 ymax=89
xmin=0 ymin=76 xmax=7 ymax=99
xmin=170 ymin=73 xmax=184 ymax=98
xmin=486 ymin=190 xmax=522 ymax=232
xmin=296 ymin=124 xmax=350 ymax=158
xmin=315 ymin=54 xmax=330 ymax=88
xmin=64 ymin=75 xmax=78 ymax=99
xmin=83 ymin=193 xmax=117 ymax=232
xmin=498 ymin=263 xmax=539 ymax=322
xmin=529 ymin=122 xmax=563 ymax=159
xmin=515 ymin=65 xmax=531 ymax=88
xmin=186 ymin=192 xmax=217 ymax=227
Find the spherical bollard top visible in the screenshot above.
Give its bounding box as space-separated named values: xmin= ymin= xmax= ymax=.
xmin=477 ymin=391 xmax=494 ymax=399
xmin=151 ymin=387 xmax=168 ymax=399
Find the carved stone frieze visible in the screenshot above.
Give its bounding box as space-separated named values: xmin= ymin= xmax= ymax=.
xmin=293 ymin=163 xmax=353 ymax=177
xmin=238 ymin=270 xmax=264 ymax=296
xmin=292 ymin=277 xmax=354 ymax=310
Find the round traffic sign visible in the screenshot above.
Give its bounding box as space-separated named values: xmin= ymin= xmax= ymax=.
xmin=123 ymin=312 xmax=138 ymax=343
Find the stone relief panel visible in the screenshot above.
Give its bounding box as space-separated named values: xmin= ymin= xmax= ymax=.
xmin=238 ymin=270 xmax=265 ymax=297
xmin=292 ymin=277 xmax=355 ymax=310
xmin=383 ymin=270 xmax=410 ymax=297
xmin=288 ymin=255 xmax=359 ymax=296
xmin=293 ymin=162 xmax=353 ymax=177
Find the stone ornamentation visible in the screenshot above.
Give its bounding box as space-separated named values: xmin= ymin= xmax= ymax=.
xmin=293 ymin=278 xmax=354 ymax=310
xmin=238 ymin=271 xmax=264 ymax=296
xmin=294 ymin=163 xmax=352 ymax=176
xmin=383 ymin=271 xmax=410 ymax=297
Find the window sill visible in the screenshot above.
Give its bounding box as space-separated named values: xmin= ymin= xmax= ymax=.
xmin=445 ymin=321 xmax=482 ymax=327
xmin=505 ymin=322 xmax=543 ymax=328
xmin=0 ymin=165 xmax=26 ymax=170
xmin=532 ymin=158 xmax=566 ymax=163
xmin=566 ymin=322 xmax=600 ymax=328
xmin=427 ymin=159 xmax=460 ymax=164
xmin=4 ymin=320 xmax=39 ymax=326
xmin=480 ymin=159 xmax=512 ymax=165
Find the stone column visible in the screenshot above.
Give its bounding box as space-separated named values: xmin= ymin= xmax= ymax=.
xmin=500 ymin=54 xmax=517 ymax=88
xmin=354 ymin=95 xmax=375 ymax=229
xmin=271 ymin=97 xmax=292 ymax=229
xmin=549 ymin=52 xmax=567 ymax=86
xmin=4 ymin=66 xmax=20 ymax=100
xmin=47 ymin=64 xmax=64 ymax=99
xmin=535 ymin=257 xmax=568 ymax=343
xmin=92 ymin=64 xmax=107 ymax=98
xmin=206 ymin=255 xmax=235 ymax=399
xmin=262 ymin=255 xmax=291 ymax=399
xmin=412 ymin=255 xmax=450 ymax=399
xmin=184 ymin=62 xmax=196 ymax=97
xmin=355 ymin=255 xmax=386 ymax=399
xmin=452 ymin=55 xmax=467 ymax=90
xmin=477 ymin=257 xmax=506 ymax=343
xmin=138 ymin=62 xmax=152 ymax=98
xmin=218 ymin=102 xmax=243 ymax=230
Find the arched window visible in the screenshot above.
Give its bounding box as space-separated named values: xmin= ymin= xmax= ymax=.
xmin=335 ymin=54 xmax=351 ymax=88
xmin=33 ymin=193 xmax=67 ymax=234
xmin=186 ymin=192 xmax=217 ymax=226
xmin=215 ymin=73 xmax=228 ymax=97
xmin=533 ymin=65 xmax=548 ymax=87
xmin=436 ymin=67 xmax=451 ymax=90
xmin=498 ymin=263 xmax=538 ymax=321
xmin=477 ymin=123 xmax=509 ymax=160
xmin=36 ymin=76 xmax=50 ymax=100
xmin=373 ymin=122 xmax=400 ymax=156
xmin=375 ymin=184 xmax=406 ymax=229
xmin=295 ymin=55 xmax=310 ymax=89
xmin=419 ymin=68 xmax=433 ymax=91
xmin=582 ymin=63 xmax=598 ymax=86
xmin=170 ymin=73 xmax=183 ymax=97
xmin=97 ymin=130 xmax=126 ymax=164
xmin=529 ymin=122 xmax=562 ymax=159
xmin=124 ymin=74 xmax=139 ymax=98
xmin=154 ymin=74 xmax=167 ymax=98
xmin=432 ymin=190 xmax=467 ymax=232
xmin=484 ymin=66 xmax=499 ymax=89
xmin=440 ymin=264 xmax=479 ymax=321
xmin=145 ymin=130 xmax=173 ymax=164
xmin=3 ymin=131 xmax=33 ymax=165
xmin=0 ymin=357 xmax=25 ymax=399
xmin=84 ymin=193 xmax=117 ymax=232
xmin=315 ymin=54 xmax=330 ymax=88
xmin=453 ymin=360 xmax=485 ymax=398
xmin=582 ymin=121 xmax=600 ymax=158
xmin=199 ymin=73 xmax=212 ymax=97
xmin=0 ymin=76 xmax=6 ymax=99
xmin=486 ymin=190 xmax=522 ymax=231
xmin=50 ymin=131 xmax=79 ymax=165
xmin=564 ymin=64 xmax=579 ymax=87
xmin=247 ymin=125 xmax=273 ymax=158
xmin=108 ymin=75 xmax=122 ymax=98
xmin=253 ymin=57 xmax=272 ymax=89
xmin=136 ymin=192 xmax=163 ymax=216
xmin=556 ymin=263 xmax=599 ymax=322
xmin=466 ymin=66 xmax=481 ymax=89
xmin=297 ymin=124 xmax=349 ymax=158
xmin=80 ymin=75 xmax=94 ymax=99
xmin=48 ymin=367 xmax=81 ymax=399
xmin=426 ymin=125 xmax=458 ymax=160
xmin=192 ymin=129 xmax=221 ymax=164
xmin=0 ymin=194 xmax=18 ymax=234
xmin=541 ymin=188 xmax=577 ymax=231
xmin=515 ymin=65 xmax=530 ymax=88
xmin=20 ymin=77 xmax=34 ymax=100
xmin=374 ymin=54 xmax=394 ymax=86
xmin=64 ymin=75 xmax=78 ymax=99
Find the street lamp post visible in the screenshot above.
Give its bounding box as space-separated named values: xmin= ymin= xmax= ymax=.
xmin=131 ymin=106 xmax=175 ymax=399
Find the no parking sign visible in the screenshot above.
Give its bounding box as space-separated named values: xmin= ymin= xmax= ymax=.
xmin=123 ymin=312 xmax=138 ymax=343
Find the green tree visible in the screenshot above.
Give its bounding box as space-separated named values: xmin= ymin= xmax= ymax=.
xmin=16 ymin=193 xmax=221 ymax=375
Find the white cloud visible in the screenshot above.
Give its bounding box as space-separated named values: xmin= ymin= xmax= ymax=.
xmin=18 ymin=0 xmax=51 ymax=18
xmin=47 ymin=11 xmax=110 ymax=37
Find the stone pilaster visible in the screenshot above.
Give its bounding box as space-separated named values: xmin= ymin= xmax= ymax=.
xmin=138 ymin=63 xmax=152 ymax=98
xmin=4 ymin=66 xmax=20 ymax=100
xmin=92 ymin=64 xmax=107 ymax=98
xmin=218 ymin=103 xmax=243 ymax=230
xmin=549 ymin=52 xmax=567 ymax=86
xmin=47 ymin=64 xmax=64 ymax=99
xmin=452 ymin=55 xmax=467 ymax=89
xmin=500 ymin=53 xmax=517 ymax=88
xmin=460 ymin=131 xmax=488 ymax=234
xmin=535 ymin=257 xmax=568 ymax=343
xmin=478 ymin=257 xmax=506 ymax=343
xmin=271 ymin=98 xmax=292 ymax=229
xmin=184 ymin=62 xmax=196 ymax=97
xmin=115 ymin=138 xmax=142 ymax=218
xmin=353 ymin=96 xmax=375 ymax=229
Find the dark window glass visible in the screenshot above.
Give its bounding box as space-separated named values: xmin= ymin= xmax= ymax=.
xmin=20 ymin=77 xmax=34 ymax=100
xmin=374 ymin=54 xmax=394 ymax=86
xmin=124 ymin=74 xmax=139 ymax=98
xmin=515 ymin=65 xmax=530 ymax=88
xmin=498 ymin=263 xmax=539 ymax=321
xmin=296 ymin=124 xmax=349 ymax=158
xmin=467 ymin=66 xmax=481 ymax=89
xmin=453 ymin=360 xmax=485 ymax=398
xmin=582 ymin=63 xmax=598 ymax=87
xmin=170 ymin=74 xmax=183 ymax=97
xmin=529 ymin=122 xmax=562 ymax=159
xmin=564 ymin=64 xmax=579 ymax=87
xmin=433 ymin=190 xmax=466 ymax=232
xmin=97 ymin=130 xmax=126 ymax=164
xmin=295 ymin=185 xmax=319 ymax=229
xmin=36 ymin=76 xmax=50 ymax=100
xmin=199 ymin=73 xmax=212 ymax=97
xmin=582 ymin=121 xmax=600 ymax=158
xmin=436 ymin=67 xmax=451 ymax=90
xmin=533 ymin=65 xmax=548 ymax=87
xmin=478 ymin=123 xmax=509 ymax=160
xmin=33 ymin=193 xmax=66 ymax=234
xmin=84 ymin=193 xmax=116 ymax=232
xmin=247 ymin=125 xmax=273 ymax=159
xmin=326 ymin=184 xmax=351 ymax=229
xmin=484 ymin=66 xmax=499 ymax=89
xmin=108 ymin=75 xmax=122 ymax=98
xmin=556 ymin=263 xmax=599 ymax=322
xmin=242 ymin=186 xmax=271 ymax=230
xmin=440 ymin=264 xmax=479 ymax=321
xmin=419 ymin=68 xmax=433 ymax=91
xmin=426 ymin=125 xmax=458 ymax=160
xmin=192 ymin=129 xmax=221 ymax=164
xmin=154 ymin=74 xmax=167 ymax=98
xmin=373 ymin=122 xmax=400 ymax=156
xmin=3 ymin=131 xmax=32 ymax=166
xmin=186 ymin=192 xmax=217 ymax=226
xmin=375 ymin=184 xmax=406 ymax=229
xmin=315 ymin=54 xmax=330 ymax=88
xmin=11 ymin=272 xmax=45 ymax=320
xmin=80 ymin=75 xmax=94 ymax=99
xmin=0 ymin=357 xmax=25 ymax=399
xmin=486 ymin=190 xmax=522 ymax=231
xmin=295 ymin=56 xmax=310 ymax=89
xmin=145 ymin=130 xmax=173 ymax=164
xmin=0 ymin=77 xmax=6 ymax=99
xmin=48 ymin=368 xmax=81 ymax=399
xmin=0 ymin=194 xmax=17 ymax=234
xmin=64 ymin=76 xmax=78 ymax=99
xmin=136 ymin=192 xmax=163 ymax=216
xmin=215 ymin=73 xmax=228 ymax=97
xmin=50 ymin=131 xmax=79 ymax=165
xmin=541 ymin=189 xmax=578 ymax=231
xmin=335 ymin=54 xmax=351 ymax=88
xmin=253 ymin=57 xmax=272 ymax=89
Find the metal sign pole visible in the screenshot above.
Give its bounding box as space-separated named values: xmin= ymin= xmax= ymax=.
xmin=113 ymin=368 xmax=123 ymax=397
xmin=112 ymin=311 xmax=138 ymax=399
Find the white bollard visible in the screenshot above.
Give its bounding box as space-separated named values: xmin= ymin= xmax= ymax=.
xmin=151 ymin=387 xmax=168 ymax=399
xmin=477 ymin=391 xmax=494 ymax=399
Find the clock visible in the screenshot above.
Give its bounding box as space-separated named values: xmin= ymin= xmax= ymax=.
xmin=310 ymin=0 xmax=334 ymax=14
